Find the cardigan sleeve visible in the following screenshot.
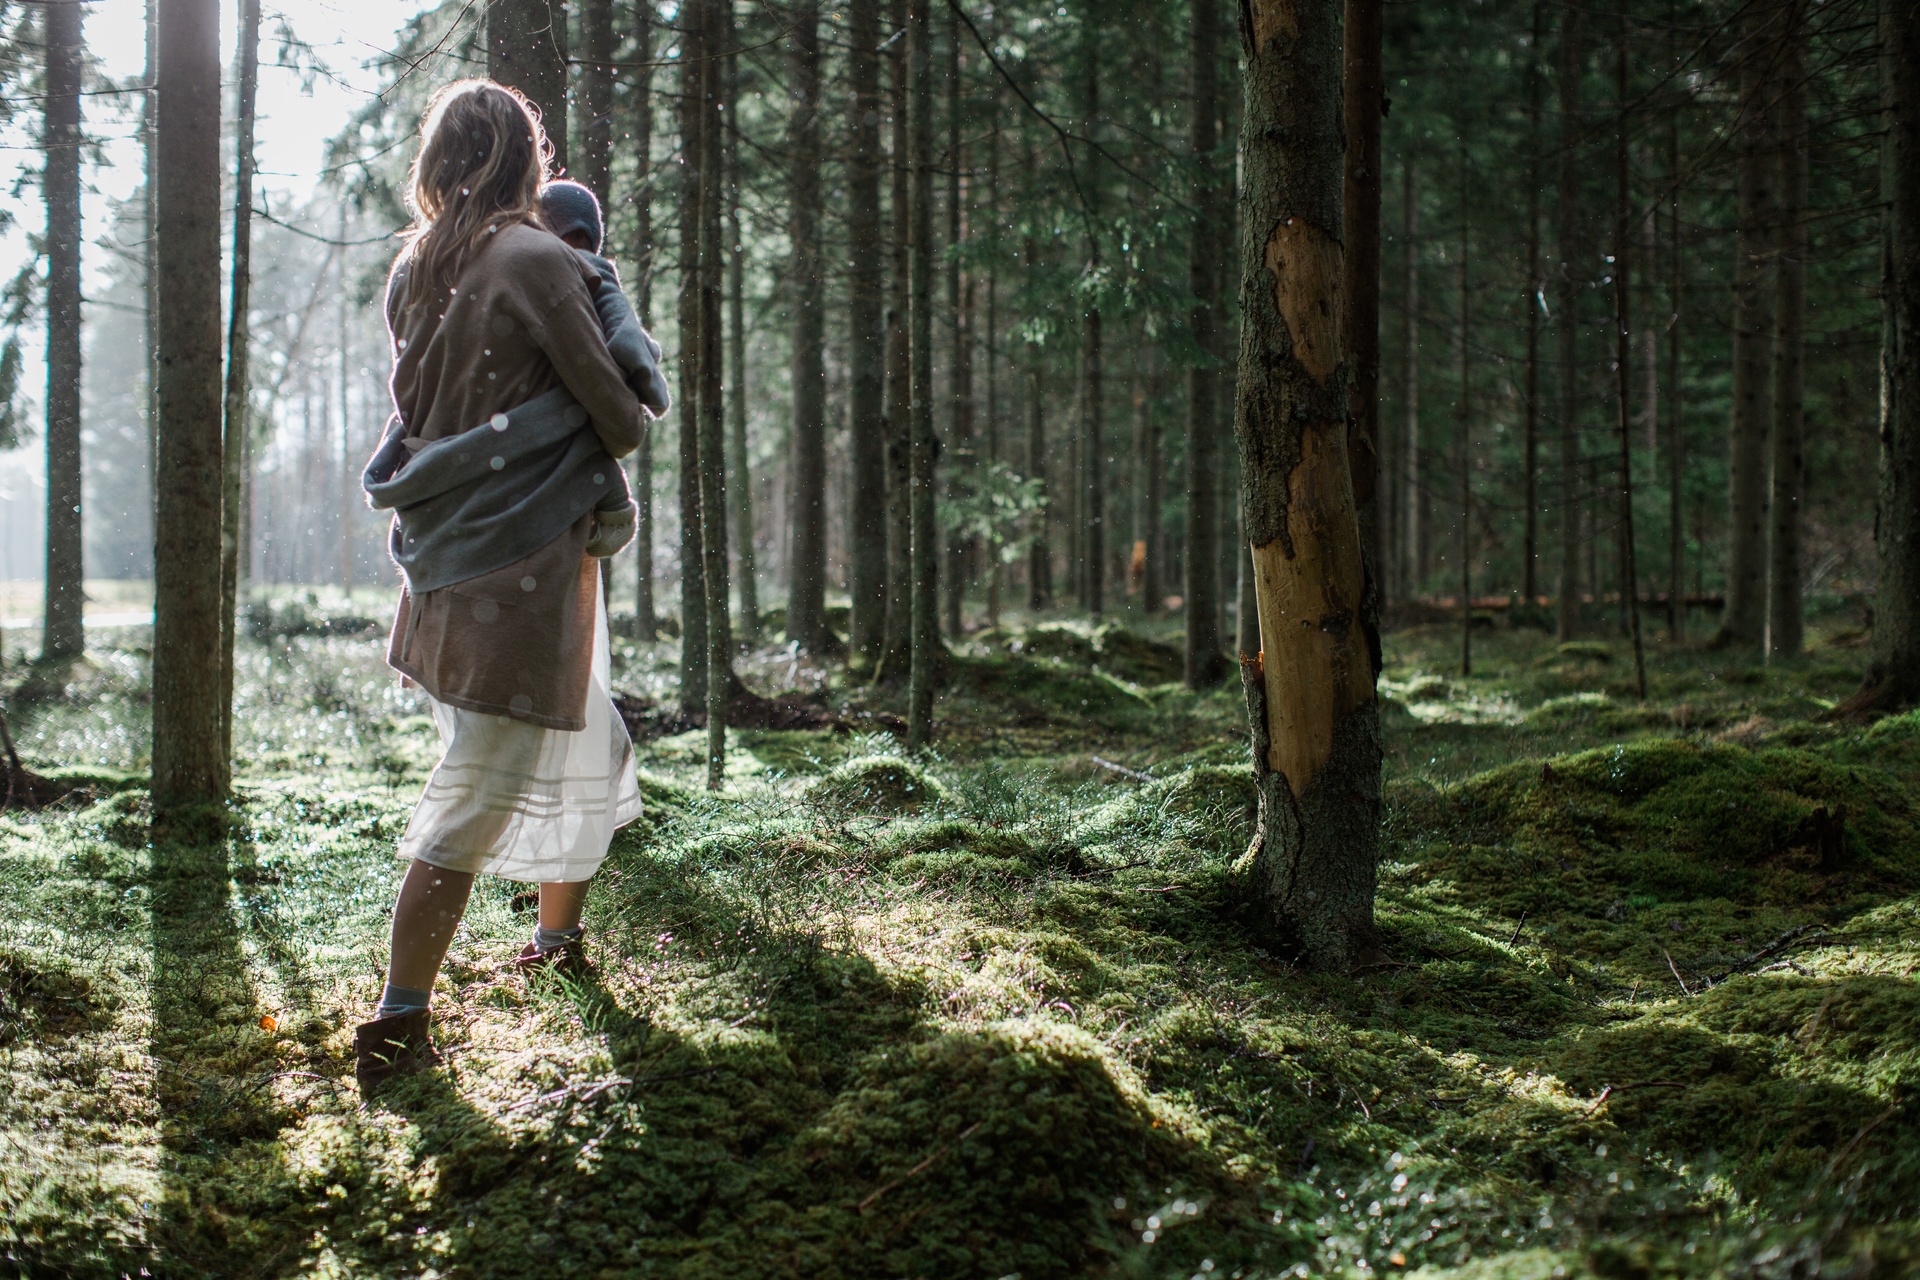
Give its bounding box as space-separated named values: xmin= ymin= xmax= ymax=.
xmin=502 ymin=237 xmax=645 ymax=459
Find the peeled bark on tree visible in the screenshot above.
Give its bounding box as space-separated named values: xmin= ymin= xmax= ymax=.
xmin=1184 ymin=0 xmax=1227 ymax=688
xmin=1768 ymin=0 xmax=1808 ymax=660
xmin=1850 ymin=0 xmax=1920 ymax=711
xmin=1554 ymin=0 xmax=1585 ymax=640
xmin=698 ymin=0 xmax=731 ymax=785
xmin=42 ymin=0 xmax=84 ymax=663
xmin=1234 ymin=0 xmax=1381 ymax=971
xmin=488 ymin=0 xmax=568 ymax=170
xmin=219 ymin=0 xmax=262 ymax=768
xmin=725 ymin=30 xmax=759 ymax=645
xmin=677 ymin=19 xmax=708 ymax=715
xmin=906 ymin=0 xmax=938 ymax=748
xmin=152 ymin=0 xmax=228 ymax=815
xmin=1401 ymin=162 xmax=1420 ymax=602
xmin=632 ymin=2 xmax=658 ymax=642
xmin=1343 ymin=0 xmax=1383 ymax=629
xmin=787 ymin=0 xmax=828 ymax=652
xmin=1716 ymin=0 xmax=1778 ymax=650
xmin=579 ymin=0 xmax=615 ymax=205
xmin=878 ymin=0 xmax=915 ymax=680
xmin=847 ymin=0 xmax=889 ymax=667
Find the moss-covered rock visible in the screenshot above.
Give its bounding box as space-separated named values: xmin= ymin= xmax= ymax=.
xmin=806 ymin=755 xmax=949 ymax=815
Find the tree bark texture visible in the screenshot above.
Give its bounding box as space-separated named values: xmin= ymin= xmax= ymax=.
xmin=698 ymin=0 xmax=731 ymax=784
xmin=1717 ymin=0 xmax=1778 ymax=649
xmin=1023 ymin=133 xmax=1052 ymax=611
xmin=488 ymin=0 xmax=568 ymax=170
xmin=878 ymin=0 xmax=915 ymax=680
xmin=1612 ymin=29 xmax=1648 ymax=697
xmin=1080 ymin=27 xmax=1103 ymax=619
xmin=220 ymin=0 xmax=262 ymax=767
xmin=1184 ymin=0 xmax=1226 ymax=687
xmin=579 ymin=0 xmax=615 ymax=206
xmin=787 ymin=0 xmax=828 ymax=651
xmin=1523 ymin=0 xmax=1543 ymax=605
xmin=847 ymin=0 xmax=888 ymax=666
xmin=1861 ymin=0 xmax=1920 ymax=708
xmin=1554 ymin=0 xmax=1585 ymax=639
xmin=632 ymin=1 xmax=658 ymax=641
xmin=153 ymin=0 xmax=228 ymax=813
xmin=907 ymin=0 xmax=938 ymax=746
xmin=1233 ymin=0 xmax=1381 ymax=971
xmin=1401 ymin=162 xmax=1420 ymax=602
xmin=1768 ymin=0 xmax=1808 ymax=660
xmin=1667 ymin=101 xmax=1686 ymax=640
xmin=42 ymin=0 xmax=84 ymax=662
xmin=1343 ymin=0 xmax=1383 ymax=629
xmin=725 ymin=30 xmax=759 ymax=645
xmin=677 ymin=20 xmax=708 ymax=713
xmin=1457 ymin=152 xmax=1472 ymax=678
xmin=945 ymin=14 xmax=975 ymax=635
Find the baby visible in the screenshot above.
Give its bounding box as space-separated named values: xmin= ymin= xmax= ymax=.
xmin=537 ymin=180 xmax=672 ymax=418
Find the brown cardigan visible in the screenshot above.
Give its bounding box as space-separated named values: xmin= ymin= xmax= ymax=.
xmin=382 ymin=220 xmax=644 ymax=730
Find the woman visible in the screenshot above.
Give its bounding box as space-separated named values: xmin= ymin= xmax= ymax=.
xmin=356 ymin=80 xmax=648 ymax=1086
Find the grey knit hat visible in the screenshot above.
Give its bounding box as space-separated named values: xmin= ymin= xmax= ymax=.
xmin=539 ymin=180 xmax=603 ymax=253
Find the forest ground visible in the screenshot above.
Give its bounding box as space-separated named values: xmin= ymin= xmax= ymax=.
xmin=2 ymin=590 xmax=1916 ymax=1279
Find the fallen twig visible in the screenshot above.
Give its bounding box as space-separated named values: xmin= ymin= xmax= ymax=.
xmin=1070 ymin=859 xmax=1151 ymax=879
xmin=1585 ymin=1080 xmax=1687 ymax=1115
xmin=1664 ymin=949 xmax=1695 ymax=998
xmin=1701 ymin=924 xmax=1825 ymax=987
xmin=1506 ymin=912 xmax=1528 ymax=946
xmin=1090 ymin=756 xmax=1153 ymax=783
xmin=856 ymin=1121 xmax=983 ymax=1212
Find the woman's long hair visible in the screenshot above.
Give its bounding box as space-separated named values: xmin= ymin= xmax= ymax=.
xmin=399 ymin=79 xmax=552 ymax=310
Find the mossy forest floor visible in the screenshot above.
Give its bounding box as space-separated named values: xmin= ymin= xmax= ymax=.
xmin=4 ymin=597 xmax=1917 ymax=1278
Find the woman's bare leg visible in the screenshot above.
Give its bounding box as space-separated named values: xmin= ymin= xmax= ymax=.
xmin=537 ymin=878 xmax=592 ymax=933
xmin=386 ymin=859 xmax=477 ymax=993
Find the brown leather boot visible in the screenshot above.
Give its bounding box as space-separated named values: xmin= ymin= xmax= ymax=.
xmin=513 ymin=938 xmax=588 ymax=977
xmin=354 ymin=1007 xmax=436 ymax=1091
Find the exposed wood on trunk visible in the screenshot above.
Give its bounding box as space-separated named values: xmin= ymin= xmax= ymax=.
xmin=488 ymin=0 xmax=568 ymax=170
xmin=1184 ymin=0 xmax=1226 ymax=686
xmin=1768 ymin=0 xmax=1808 ymax=660
xmin=847 ymin=0 xmax=889 ymax=667
xmin=42 ymin=0 xmax=84 ymax=662
xmin=787 ymin=0 xmax=828 ymax=651
xmin=1234 ymin=0 xmax=1381 ymax=971
xmin=906 ymin=0 xmax=939 ymax=746
xmin=219 ymin=0 xmax=262 ymax=768
xmin=152 ymin=0 xmax=228 ymax=814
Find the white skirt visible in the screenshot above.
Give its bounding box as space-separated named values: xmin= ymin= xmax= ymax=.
xmin=398 ymin=591 xmax=642 ymax=883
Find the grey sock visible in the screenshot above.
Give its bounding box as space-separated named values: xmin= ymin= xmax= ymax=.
xmin=376 ymin=982 xmax=432 ymax=1019
xmin=532 ymin=924 xmax=584 ymax=954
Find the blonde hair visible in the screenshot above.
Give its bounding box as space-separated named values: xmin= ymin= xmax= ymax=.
xmin=399 ymin=79 xmax=552 ymax=308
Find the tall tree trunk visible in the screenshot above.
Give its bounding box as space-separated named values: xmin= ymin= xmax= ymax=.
xmin=1613 ymin=23 xmax=1648 ymax=696
xmin=725 ymin=26 xmax=759 ymax=645
xmin=42 ymin=0 xmax=84 ymax=662
xmin=488 ymin=0 xmax=568 ymax=170
xmin=1081 ymin=24 xmax=1104 ymax=619
xmin=1522 ymin=0 xmax=1543 ymax=605
xmin=632 ymin=1 xmax=658 ymax=641
xmin=1667 ymin=80 xmax=1686 ymax=640
xmin=1184 ymin=0 xmax=1226 ymax=687
xmin=144 ymin=0 xmax=158 ymax=555
xmin=1717 ymin=0 xmax=1778 ymax=648
xmin=677 ymin=15 xmax=708 ymax=714
xmin=848 ymin=0 xmax=888 ymax=666
xmin=878 ymin=0 xmax=915 ymax=679
xmin=1457 ymin=149 xmax=1472 ymax=677
xmin=1854 ymin=0 xmax=1920 ymax=710
xmin=1400 ymin=162 xmax=1421 ymax=602
xmin=1554 ymin=0 xmax=1585 ymax=639
xmin=945 ymin=12 xmax=975 ymax=635
xmin=1344 ymin=0 xmax=1383 ymax=627
xmin=1235 ymin=0 xmax=1380 ymax=970
xmin=1133 ymin=348 xmax=1162 ymax=606
xmin=984 ymin=109 xmax=1004 ymax=626
xmin=1768 ymin=0 xmax=1808 ymax=660
xmin=219 ymin=0 xmax=260 ymax=765
xmin=906 ymin=0 xmax=938 ymax=746
xmin=1024 ymin=133 xmax=1051 ymax=610
xmin=580 ymin=0 xmax=615 ymax=205
xmin=787 ymin=0 xmax=827 ymax=651
xmin=152 ymin=0 xmax=227 ymax=815
xmin=698 ymin=0 xmax=731 ymax=783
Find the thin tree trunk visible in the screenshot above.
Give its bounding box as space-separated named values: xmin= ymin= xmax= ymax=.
xmin=1081 ymin=26 xmax=1103 ymax=619
xmin=632 ymin=2 xmax=658 ymax=641
xmin=1024 ymin=137 xmax=1051 ymax=610
xmin=1614 ymin=21 xmax=1648 ymax=696
xmin=1854 ymin=0 xmax=1920 ymax=710
xmin=144 ymin=0 xmax=158 ymax=556
xmin=336 ymin=208 xmax=353 ymax=598
xmin=1400 ymin=162 xmax=1421 ymax=603
xmin=848 ymin=0 xmax=888 ymax=666
xmin=1523 ymin=0 xmax=1543 ymax=605
xmin=878 ymin=0 xmax=915 ymax=678
xmin=1235 ymin=0 xmax=1380 ymax=970
xmin=677 ymin=15 xmax=708 ymax=714
xmin=1768 ymin=0 xmax=1808 ymax=660
xmin=1344 ymin=0 xmax=1383 ymax=628
xmin=219 ymin=0 xmax=261 ymax=768
xmin=1717 ymin=0 xmax=1778 ymax=648
xmin=1639 ymin=207 xmax=1660 ymax=456
xmin=580 ymin=0 xmax=615 ymax=206
xmin=488 ymin=0 xmax=568 ymax=170
xmin=1458 ymin=148 xmax=1472 ymax=678
xmin=726 ymin=27 xmax=759 ymax=645
xmin=1555 ymin=0 xmax=1585 ymax=639
xmin=787 ymin=0 xmax=827 ymax=651
xmin=42 ymin=0 xmax=84 ymax=662
xmin=1667 ymin=71 xmax=1686 ymax=641
xmin=152 ymin=0 xmax=227 ymax=814
xmin=906 ymin=0 xmax=938 ymax=746
xmin=945 ymin=11 xmax=975 ymax=635
xmin=698 ymin=0 xmax=731 ymax=783
xmin=1184 ymin=0 xmax=1225 ymax=687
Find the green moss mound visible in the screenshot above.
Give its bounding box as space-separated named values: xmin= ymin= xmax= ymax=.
xmin=979 ymin=621 xmax=1184 ymax=686
xmin=806 ymin=755 xmax=949 ymax=815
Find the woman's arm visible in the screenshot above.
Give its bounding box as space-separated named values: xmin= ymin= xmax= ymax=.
xmin=509 ymin=240 xmax=646 ymax=459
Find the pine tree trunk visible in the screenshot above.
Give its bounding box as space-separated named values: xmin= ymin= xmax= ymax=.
xmin=1768 ymin=0 xmax=1808 ymax=660
xmin=488 ymin=0 xmax=568 ymax=170
xmin=1081 ymin=30 xmax=1104 ymax=619
xmin=677 ymin=18 xmax=708 ymax=714
xmin=1400 ymin=163 xmax=1421 ymax=603
xmin=152 ymin=0 xmax=227 ymax=815
xmin=1555 ymin=0 xmax=1585 ymax=638
xmin=878 ymin=0 xmax=915 ymax=680
xmin=698 ymin=0 xmax=731 ymax=783
xmin=1457 ymin=150 xmax=1472 ymax=677
xmin=1855 ymin=0 xmax=1920 ymax=710
xmin=42 ymin=0 xmax=85 ymax=663
xmin=1613 ymin=26 xmax=1648 ymax=696
xmin=219 ymin=0 xmax=261 ymax=767
xmin=1184 ymin=0 xmax=1226 ymax=687
xmin=1523 ymin=0 xmax=1543 ymax=605
xmin=1344 ymin=0 xmax=1383 ymax=627
xmin=1667 ymin=98 xmax=1686 ymax=640
xmin=787 ymin=0 xmax=828 ymax=651
xmin=1717 ymin=0 xmax=1778 ymax=649
xmin=725 ymin=30 xmax=759 ymax=645
xmin=580 ymin=0 xmax=615 ymax=205
xmin=1024 ymin=163 xmax=1052 ymax=610
xmin=944 ymin=14 xmax=974 ymax=636
xmin=144 ymin=0 xmax=158 ymax=559
xmin=632 ymin=2 xmax=658 ymax=642
xmin=1235 ymin=0 xmax=1381 ymax=970
xmin=906 ymin=0 xmax=938 ymax=746
xmin=847 ymin=0 xmax=888 ymax=667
